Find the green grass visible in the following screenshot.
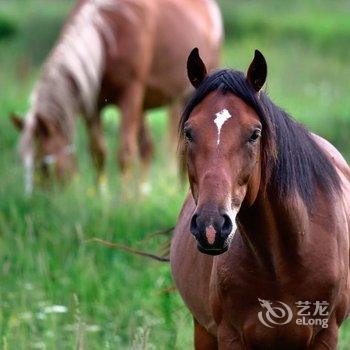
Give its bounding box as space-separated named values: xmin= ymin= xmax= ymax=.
xmin=1 ymin=0 xmax=350 ymax=349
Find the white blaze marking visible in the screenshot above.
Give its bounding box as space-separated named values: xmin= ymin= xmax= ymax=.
xmin=214 ymin=109 xmax=232 ymax=146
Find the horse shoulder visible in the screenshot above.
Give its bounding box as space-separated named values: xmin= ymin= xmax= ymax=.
xmin=311 ymin=133 xmax=350 ymax=296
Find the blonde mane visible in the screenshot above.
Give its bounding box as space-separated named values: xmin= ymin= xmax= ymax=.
xmin=26 ymin=0 xmax=118 ymax=137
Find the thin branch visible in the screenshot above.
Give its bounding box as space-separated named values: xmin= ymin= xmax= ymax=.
xmin=87 ymin=238 xmax=170 ymax=262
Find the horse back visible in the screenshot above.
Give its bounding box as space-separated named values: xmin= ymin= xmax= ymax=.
xmin=99 ymin=0 xmax=222 ymax=108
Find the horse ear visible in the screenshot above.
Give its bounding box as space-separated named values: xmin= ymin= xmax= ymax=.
xmin=247 ymin=50 xmax=267 ymax=92
xmin=10 ymin=113 xmax=24 ymax=131
xmin=36 ymin=115 xmax=52 ymax=137
xmin=187 ymin=47 xmax=208 ymax=88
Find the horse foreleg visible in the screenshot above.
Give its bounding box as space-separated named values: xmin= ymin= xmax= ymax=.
xmin=138 ymin=113 xmax=154 ymax=194
xmin=169 ymin=101 xmax=187 ymax=181
xmin=168 ymin=101 xmax=181 ymax=154
xmin=85 ymin=116 xmax=107 ymax=192
xmin=217 ymin=322 xmax=243 ymax=350
xmin=118 ymin=82 xmax=145 ymax=184
xmin=311 ymin=319 xmax=338 ymax=350
xmin=194 ymin=318 xmax=218 ymax=350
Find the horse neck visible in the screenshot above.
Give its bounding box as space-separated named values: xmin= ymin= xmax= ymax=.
xmin=237 ymin=192 xmax=310 ymax=276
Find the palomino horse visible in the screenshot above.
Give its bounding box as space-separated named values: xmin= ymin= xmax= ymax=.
xmin=11 ymin=0 xmax=222 ymax=194
xmin=171 ymin=48 xmax=350 ymax=349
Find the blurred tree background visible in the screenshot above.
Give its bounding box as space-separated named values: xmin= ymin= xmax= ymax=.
xmin=0 ymin=0 xmax=350 ymax=349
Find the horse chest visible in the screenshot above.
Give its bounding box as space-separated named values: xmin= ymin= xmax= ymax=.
xmin=212 ymin=255 xmax=341 ymax=348
xmin=213 ymin=282 xmax=315 ymax=348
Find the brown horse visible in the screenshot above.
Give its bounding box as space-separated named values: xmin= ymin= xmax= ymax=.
xmin=10 ymin=0 xmax=222 ymax=194
xmin=171 ymin=48 xmax=350 ymax=349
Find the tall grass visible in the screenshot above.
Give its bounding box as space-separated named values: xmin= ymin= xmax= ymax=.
xmin=0 ymin=0 xmax=350 ymax=348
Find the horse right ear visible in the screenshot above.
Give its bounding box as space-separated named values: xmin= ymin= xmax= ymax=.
xmin=187 ymin=48 xmax=207 ymax=88
xmin=246 ymin=50 xmax=267 ymax=92
xmin=10 ymin=113 xmax=24 ymax=131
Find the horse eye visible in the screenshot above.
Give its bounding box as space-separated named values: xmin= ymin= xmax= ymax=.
xmin=249 ymin=129 xmax=261 ymax=143
xmin=184 ymin=128 xmax=194 ymax=142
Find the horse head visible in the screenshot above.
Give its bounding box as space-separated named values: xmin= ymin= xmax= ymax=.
xmin=181 ymin=48 xmax=268 ymax=255
xmin=11 ymin=112 xmax=77 ymax=193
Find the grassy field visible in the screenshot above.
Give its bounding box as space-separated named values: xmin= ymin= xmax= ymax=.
xmin=1 ymin=0 xmax=350 ymax=348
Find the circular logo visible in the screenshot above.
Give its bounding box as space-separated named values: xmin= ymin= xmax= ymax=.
xmin=258 ymin=299 xmax=293 ymax=328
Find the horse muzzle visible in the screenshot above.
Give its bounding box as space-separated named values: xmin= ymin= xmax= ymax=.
xmin=190 ymin=209 xmax=234 ymax=255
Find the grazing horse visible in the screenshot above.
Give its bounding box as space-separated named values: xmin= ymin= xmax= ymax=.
xmin=10 ymin=0 xmax=222 ymax=194
xmin=171 ymin=48 xmax=350 ymax=349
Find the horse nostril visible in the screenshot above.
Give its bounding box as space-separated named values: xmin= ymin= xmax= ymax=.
xmin=221 ymin=214 xmax=233 ymax=238
xmin=190 ymin=214 xmax=199 ymax=237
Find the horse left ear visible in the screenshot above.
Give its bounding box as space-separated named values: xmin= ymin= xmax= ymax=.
xmin=187 ymin=47 xmax=208 ymax=88
xmin=247 ymin=50 xmax=267 ymax=92
xmin=10 ymin=113 xmax=24 ymax=131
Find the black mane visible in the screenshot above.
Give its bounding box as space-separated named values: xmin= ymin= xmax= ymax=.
xmin=180 ymin=69 xmax=341 ymax=206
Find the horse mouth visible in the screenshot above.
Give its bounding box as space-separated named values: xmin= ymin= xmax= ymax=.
xmin=197 ymin=243 xmax=228 ymax=256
